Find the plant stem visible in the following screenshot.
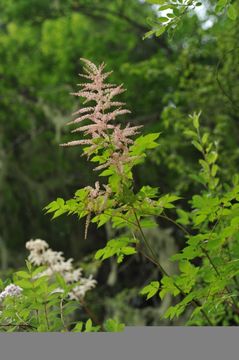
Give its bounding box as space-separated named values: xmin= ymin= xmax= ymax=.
xmin=132 ymin=208 xmax=162 ymax=267
xmin=201 ymin=246 xmax=238 ymax=310
xmin=225 ymin=242 xmax=239 ymax=287
xmin=44 ymin=302 xmax=50 ymax=331
xmin=60 ymin=299 xmax=68 ymax=332
xmin=80 ymin=299 xmax=104 ymax=331
xmin=0 ymin=323 xmax=36 ymax=330
xmin=30 ymin=271 xmax=40 ymax=327
xmin=132 ymin=208 xmax=213 ymax=325
xmin=160 ymin=212 xmax=190 ymax=236
xmin=138 ymin=246 xmax=213 ymax=325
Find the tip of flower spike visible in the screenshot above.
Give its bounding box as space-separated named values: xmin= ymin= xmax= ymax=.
xmin=60 ymin=141 xmax=81 ymax=147
xmin=77 ymin=73 xmax=91 ymax=80
xmin=80 ymin=58 xmax=101 ymax=75
xmin=72 ymin=107 xmax=94 ymax=116
xmin=70 ymin=92 xmax=81 ymax=97
xmin=80 ymin=57 xmax=98 ymax=67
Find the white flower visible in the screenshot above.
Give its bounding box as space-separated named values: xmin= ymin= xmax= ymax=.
xmin=34 ymin=267 xmax=54 ymax=279
xmin=63 ymin=269 xmax=83 ymax=283
xmin=26 ymin=239 xmax=49 ymax=252
xmin=69 ymin=276 xmax=97 ymax=300
xmin=28 ymin=252 xmax=44 ymax=266
xmin=26 ymin=239 xmax=97 ymax=300
xmin=50 ymin=288 xmax=64 ymax=295
xmin=43 ymin=249 xmax=66 ymax=266
xmin=26 ymin=239 xmax=50 ymax=266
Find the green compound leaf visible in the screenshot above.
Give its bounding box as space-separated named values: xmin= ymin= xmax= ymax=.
xmin=140 ymin=281 xmax=160 ymax=300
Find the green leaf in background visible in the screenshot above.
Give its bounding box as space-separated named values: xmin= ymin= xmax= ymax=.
xmin=227 ymin=4 xmax=237 ymax=20
xmin=140 ymin=281 xmax=160 ymax=300
xmin=95 ymin=237 xmax=137 ymax=263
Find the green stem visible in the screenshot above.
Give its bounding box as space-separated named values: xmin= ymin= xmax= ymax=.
xmin=225 ymin=242 xmax=239 ymax=287
xmin=160 ymin=212 xmax=190 ymax=236
xmin=44 ymin=302 xmax=50 ymax=331
xmin=30 ymin=271 xmax=40 ymax=327
xmin=132 ymin=208 xmax=162 ymax=269
xmin=80 ymin=299 xmax=104 ymax=331
xmin=60 ymin=299 xmax=68 ymax=332
xmin=132 ymin=208 xmax=213 ymax=325
xmin=201 ymin=246 xmax=238 ymax=310
xmin=0 ymin=323 xmax=36 ymax=330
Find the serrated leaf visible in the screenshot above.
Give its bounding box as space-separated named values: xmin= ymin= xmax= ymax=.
xmin=140 ymin=281 xmax=160 ymax=300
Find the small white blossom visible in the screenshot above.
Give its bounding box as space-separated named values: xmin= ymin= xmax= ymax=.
xmin=26 ymin=239 xmax=49 ymax=266
xmin=43 ymin=249 xmax=66 ymax=266
xmin=50 ymin=288 xmax=64 ymax=295
xmin=69 ymin=276 xmax=97 ymax=300
xmin=26 ymin=239 xmax=49 ymax=252
xmin=63 ymin=268 xmax=83 ymax=283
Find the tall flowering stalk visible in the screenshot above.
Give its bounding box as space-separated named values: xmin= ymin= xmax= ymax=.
xmin=47 ymin=58 xmax=150 ymax=238
xmin=61 ymin=58 xmax=142 ymax=175
xmin=46 ymin=59 xmax=161 ymax=241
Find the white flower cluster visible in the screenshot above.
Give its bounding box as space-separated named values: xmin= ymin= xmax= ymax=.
xmin=68 ymin=275 xmax=96 ymax=300
xmin=26 ymin=239 xmax=97 ymax=300
xmin=0 ymin=284 xmax=23 ymax=301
